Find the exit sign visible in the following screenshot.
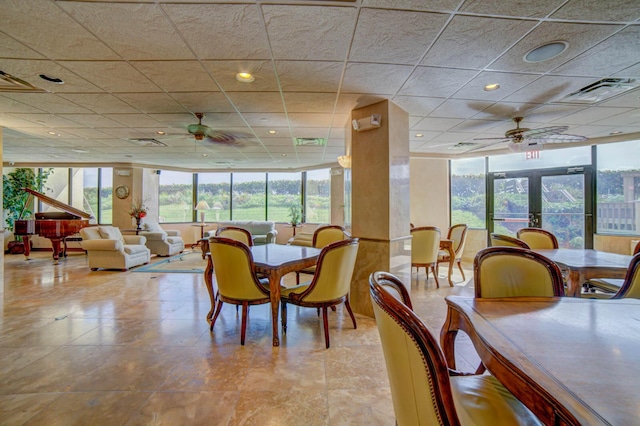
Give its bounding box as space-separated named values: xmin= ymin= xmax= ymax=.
xmin=525 ymin=150 xmax=540 ymax=160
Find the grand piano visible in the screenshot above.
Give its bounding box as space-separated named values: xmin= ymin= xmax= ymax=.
xmin=14 ymin=188 xmax=93 ymax=262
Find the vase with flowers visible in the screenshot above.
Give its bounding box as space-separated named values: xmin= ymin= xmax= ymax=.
xmin=129 ymin=199 xmax=148 ymax=231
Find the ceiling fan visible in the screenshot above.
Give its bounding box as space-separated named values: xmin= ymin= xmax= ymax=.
xmin=186 ymin=112 xmax=253 ymax=146
xmin=472 ymin=116 xmax=588 ymax=152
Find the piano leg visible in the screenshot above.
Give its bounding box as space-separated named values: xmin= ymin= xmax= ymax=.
xmin=50 ymin=238 xmax=63 ymax=262
xmin=22 ymin=236 xmax=31 ymax=259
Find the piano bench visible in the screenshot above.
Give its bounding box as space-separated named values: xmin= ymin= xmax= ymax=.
xmin=63 ymin=236 xmax=87 ymax=256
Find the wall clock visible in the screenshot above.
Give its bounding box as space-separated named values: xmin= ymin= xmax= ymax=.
xmin=115 ymin=185 xmax=130 ymax=199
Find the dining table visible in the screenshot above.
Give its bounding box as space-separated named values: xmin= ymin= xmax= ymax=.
xmin=440 ymin=295 xmax=640 ymax=425
xmin=204 ymin=243 xmax=322 ymax=347
xmin=531 ymin=248 xmax=632 ymax=297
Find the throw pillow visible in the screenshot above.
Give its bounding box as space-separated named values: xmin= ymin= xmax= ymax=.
xmin=98 ymin=226 xmax=126 ymax=245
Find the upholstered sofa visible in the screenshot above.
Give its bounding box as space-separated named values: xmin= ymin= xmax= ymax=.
xmin=140 ymin=221 xmax=185 ymax=256
xmin=80 ymin=226 xmax=150 ymax=271
xmin=204 ymin=221 xmax=277 ymax=245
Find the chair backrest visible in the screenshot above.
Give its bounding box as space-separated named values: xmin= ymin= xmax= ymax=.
xmin=411 ymin=226 xmax=441 ymax=264
xmin=447 ymin=224 xmax=468 ymax=258
xmin=489 ymin=233 xmax=530 ymax=249
xmin=312 ymin=225 xmax=349 ymax=248
xmin=296 ymin=239 xmax=359 ymax=303
xmin=612 ymin=253 xmax=640 ymax=299
xmin=474 ymin=247 xmax=565 ymax=298
xmin=634 ymin=240 xmax=640 ymax=255
xmin=516 ymin=228 xmax=559 ymax=249
xmin=215 ymin=226 xmax=253 ymax=247
xmin=208 ymin=237 xmax=267 ymax=300
xmin=369 ymin=271 xmax=460 ymax=425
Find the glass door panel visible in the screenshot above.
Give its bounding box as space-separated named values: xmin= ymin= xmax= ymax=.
xmin=540 ymin=174 xmax=585 ymax=248
xmin=492 ymin=177 xmax=530 ymax=237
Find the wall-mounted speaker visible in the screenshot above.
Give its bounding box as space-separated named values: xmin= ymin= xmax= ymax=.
xmin=155 ymin=170 xmax=161 ymax=175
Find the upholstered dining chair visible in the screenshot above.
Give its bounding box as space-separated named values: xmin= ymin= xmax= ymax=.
xmin=369 ymin=271 xmax=543 ymax=426
xmin=437 ymin=223 xmax=468 ymax=281
xmin=296 ymin=225 xmax=350 ymax=284
xmin=516 ymin=227 xmax=559 ymax=249
xmin=215 ymin=226 xmax=253 ymax=246
xmin=208 ymin=237 xmax=270 ymax=345
xmin=586 ymin=241 xmax=640 ymax=295
xmin=489 ymin=233 xmax=530 ymax=249
xmin=411 ymin=226 xmax=441 ymax=287
xmin=281 ymin=238 xmax=359 ymax=348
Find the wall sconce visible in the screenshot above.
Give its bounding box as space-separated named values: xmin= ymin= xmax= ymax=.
xmin=352 ymin=114 xmax=381 ymax=132
xmin=337 ymin=155 xmax=351 ymax=168
xmin=194 ymin=200 xmax=210 ymax=225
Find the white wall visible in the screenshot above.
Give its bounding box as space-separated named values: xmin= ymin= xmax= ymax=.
xmin=410 ymin=158 xmax=450 ymax=232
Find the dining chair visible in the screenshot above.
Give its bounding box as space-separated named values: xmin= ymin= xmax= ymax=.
xmin=489 ymin=233 xmax=530 ymax=249
xmin=296 ymin=225 xmax=350 ymax=284
xmin=281 ymin=238 xmax=359 ymax=348
xmin=410 ymin=226 xmax=441 ymax=287
xmin=208 ymin=237 xmax=270 ymax=345
xmin=586 ymin=241 xmax=640 ymax=295
xmin=516 ymin=228 xmax=559 ymax=249
xmin=437 ymin=224 xmax=468 ymax=281
xmin=215 ymin=226 xmax=253 ymax=246
xmin=369 ymin=271 xmax=543 ymax=426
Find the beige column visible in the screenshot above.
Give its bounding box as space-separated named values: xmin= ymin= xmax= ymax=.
xmin=349 ymin=100 xmax=411 ymax=318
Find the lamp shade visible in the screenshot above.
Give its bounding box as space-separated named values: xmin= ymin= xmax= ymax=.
xmin=195 ymin=200 xmax=210 ymax=211
xmin=337 ymin=155 xmax=351 ymax=168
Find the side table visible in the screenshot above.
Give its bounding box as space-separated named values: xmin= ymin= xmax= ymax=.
xmin=191 ymin=223 xmax=209 ymax=256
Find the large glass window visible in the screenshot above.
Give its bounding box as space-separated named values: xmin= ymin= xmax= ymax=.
xmin=450 ymin=158 xmax=486 ymax=228
xmin=267 ymin=172 xmax=302 ymax=222
xmin=305 ymin=168 xmax=331 ymax=224
xmin=197 ymin=173 xmax=231 ymax=223
xmin=488 ymin=146 xmax=591 ymax=172
xmin=77 ymin=168 xmax=98 ymax=223
xmin=159 ymin=171 xmax=193 ymax=223
xmin=596 ymin=139 xmax=640 ymax=234
xmin=100 ymin=168 xmax=113 ymax=224
xmin=232 ymin=173 xmax=266 ymax=220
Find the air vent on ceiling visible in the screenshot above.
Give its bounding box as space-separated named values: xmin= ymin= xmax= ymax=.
xmin=294 ymin=137 xmax=327 ymax=146
xmin=129 ymin=138 xmax=168 ymax=147
xmin=0 ymin=71 xmax=45 ymax=92
xmin=557 ymin=78 xmax=638 ymax=104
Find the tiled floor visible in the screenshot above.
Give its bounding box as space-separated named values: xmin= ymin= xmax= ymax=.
xmin=0 ymin=250 xmax=478 ymax=425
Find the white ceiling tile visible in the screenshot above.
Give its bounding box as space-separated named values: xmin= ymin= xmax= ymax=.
xmin=398 ymin=67 xmax=479 ymax=97
xmin=413 ymin=117 xmax=463 ymax=131
xmin=550 ymin=106 xmax=633 ymax=125
xmin=1 ymin=59 xmax=102 ymax=93
xmin=7 ymin=113 xmax=86 ymax=128
xmin=0 ymin=95 xmax=49 ymax=114
xmin=350 ymin=9 xmax=448 ymax=64
xmin=452 ymin=72 xmax=540 ymax=101
xmin=225 ymin=92 xmax=284 ymax=113
xmin=203 ymin=61 xmax=279 ymax=92
xmin=459 ymin=0 xmax=567 ymax=18
xmin=551 ymin=0 xmax=640 ymax=21
xmin=169 ymin=92 xmax=235 ymax=114
xmin=471 ymin=102 xmax=542 ymax=120
xmin=592 ymin=109 xmax=640 ymax=126
xmin=132 ymin=61 xmax=219 ymax=92
xmin=392 ymin=96 xmax=444 ymax=116
xmin=0 ymin=93 xmax=92 ymax=114
xmin=501 ymin=75 xmax=597 ymax=103
xmin=276 ymin=61 xmax=343 ymax=92
xmin=59 ymin=61 xmax=160 ymax=93
xmin=56 ymin=94 xmax=140 ymax=114
xmin=423 ymin=16 xmax=537 ymax=69
xmin=362 ymin=0 xmax=461 ymax=11
xmin=0 ymin=33 xmax=44 ymax=59
xmin=429 ymin=99 xmax=494 ymax=119
xmin=343 ymin=63 xmax=415 ymax=95
xmin=60 ymin=114 xmax=132 ymax=128
xmin=450 ymin=119 xmax=502 ymax=133
xmin=283 ymin=93 xmax=337 ymax=113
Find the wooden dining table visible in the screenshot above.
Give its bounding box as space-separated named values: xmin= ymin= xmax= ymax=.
xmin=441 ymin=295 xmax=640 ymax=425
xmin=532 ymin=249 xmax=632 ymax=297
xmin=204 ymin=243 xmax=322 ymax=346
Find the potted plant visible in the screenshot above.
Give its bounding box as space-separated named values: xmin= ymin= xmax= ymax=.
xmin=3 ymin=167 xmax=53 ymax=253
xmin=288 ymin=204 xmax=303 ymax=226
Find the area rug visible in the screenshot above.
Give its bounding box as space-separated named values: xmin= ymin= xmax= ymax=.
xmin=133 ymin=250 xmax=206 ymax=274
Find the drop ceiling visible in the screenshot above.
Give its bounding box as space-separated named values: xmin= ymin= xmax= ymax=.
xmin=1 ymin=0 xmax=639 ymax=171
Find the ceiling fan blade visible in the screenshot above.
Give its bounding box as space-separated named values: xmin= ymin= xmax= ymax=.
xmin=204 ymin=130 xmax=255 ymax=146
xmin=473 ymin=136 xmax=510 ymax=141
xmin=527 ymin=134 xmax=588 ymax=144
xmin=464 ymin=138 xmax=510 ymax=153
xmin=521 ymin=125 xmax=568 ymax=138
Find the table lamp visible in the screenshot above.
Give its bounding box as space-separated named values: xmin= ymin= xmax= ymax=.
xmin=195 ymin=200 xmax=210 ymax=225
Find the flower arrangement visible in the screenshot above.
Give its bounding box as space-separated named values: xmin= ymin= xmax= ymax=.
xmin=129 ymin=199 xmax=148 ymax=220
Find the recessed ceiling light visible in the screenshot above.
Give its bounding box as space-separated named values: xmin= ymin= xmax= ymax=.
xmin=39 ymin=74 xmax=64 ymax=84
xmin=610 ymin=130 xmax=623 ymax=135
xmin=268 ymin=130 xmax=277 ymax=135
xmin=484 ymin=83 xmax=500 ymax=91
xmin=415 ymin=133 xmax=424 ymax=137
xmin=156 ymin=131 xmax=166 ymax=135
xmin=281 ymin=153 xmax=287 ymax=157
xmin=47 ymin=131 xmax=57 ymax=135
xmin=524 ymin=41 xmax=569 ymax=63
xmin=236 ymin=72 xmax=255 ymax=83
xmin=202 ymin=153 xmax=208 ymax=157
xmin=71 ymin=149 xmax=88 ymax=153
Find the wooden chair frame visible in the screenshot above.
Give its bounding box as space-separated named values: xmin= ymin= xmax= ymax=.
xmin=215 ymin=226 xmax=253 ymax=246
xmin=296 ymin=225 xmax=350 ymax=284
xmin=610 ymin=252 xmax=640 ymax=299
xmin=437 ymin=224 xmax=468 ymax=281
xmin=489 ymin=233 xmax=530 ymax=249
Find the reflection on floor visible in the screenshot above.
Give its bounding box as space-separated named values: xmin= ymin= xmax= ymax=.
xmin=0 ymin=250 xmax=477 ymax=425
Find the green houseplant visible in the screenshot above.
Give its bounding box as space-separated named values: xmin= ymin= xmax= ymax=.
xmin=288 ymin=204 xmax=303 ymax=226
xmin=3 ymin=168 xmax=53 ymax=247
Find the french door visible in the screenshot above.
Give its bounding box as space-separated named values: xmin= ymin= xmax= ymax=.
xmin=488 ymin=166 xmax=593 ymax=249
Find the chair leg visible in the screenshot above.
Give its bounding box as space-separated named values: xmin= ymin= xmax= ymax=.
xmin=281 ymin=301 xmax=288 ymax=333
xmin=240 ymin=302 xmax=248 ymax=345
xmin=322 ymin=305 xmax=330 ymax=348
xmin=296 ymin=271 xmax=300 ymax=285
xmin=210 ymin=301 xmax=224 ymax=332
xmin=457 ymin=259 xmax=465 ymax=280
xmin=345 ymin=297 xmax=357 ymax=329
xmin=430 ymin=266 xmax=440 ymax=288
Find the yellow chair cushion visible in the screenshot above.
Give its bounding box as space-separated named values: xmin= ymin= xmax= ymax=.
xmin=479 ymin=255 xmax=556 ymax=298
xmin=450 ymin=375 xmax=542 ymax=425
xmin=587 ymin=278 xmax=622 ymax=293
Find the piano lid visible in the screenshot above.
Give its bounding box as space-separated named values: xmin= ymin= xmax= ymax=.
xmin=21 ymin=187 xmax=93 ymax=219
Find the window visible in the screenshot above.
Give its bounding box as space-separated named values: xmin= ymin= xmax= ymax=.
xmin=159 ymin=171 xmax=193 ymax=223
xmin=232 ymin=173 xmax=266 ymax=220
xmin=450 ymin=158 xmax=486 ymax=228
xmin=596 ymin=139 xmax=640 ymax=235
xmin=305 ymin=168 xmax=331 ymax=224
xmin=197 ymin=173 xmax=231 ymax=223
xmin=488 ymin=146 xmax=591 ymax=172
xmin=100 ymin=168 xmax=113 ymax=224
xmin=267 ymin=172 xmax=302 ymax=222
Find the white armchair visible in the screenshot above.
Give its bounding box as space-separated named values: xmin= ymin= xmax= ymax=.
xmin=140 ymin=221 xmax=185 ymax=257
xmin=80 ymin=226 xmax=150 ymax=271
